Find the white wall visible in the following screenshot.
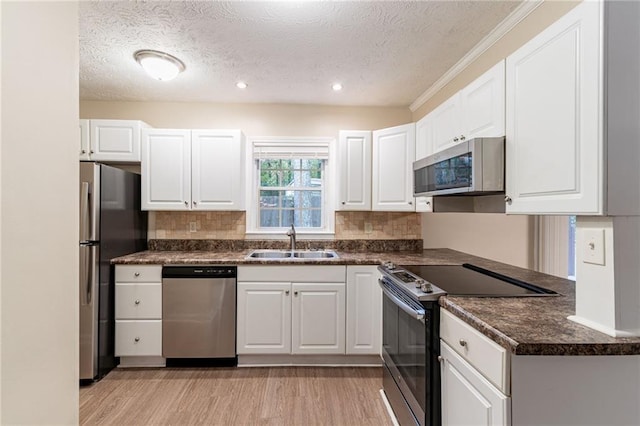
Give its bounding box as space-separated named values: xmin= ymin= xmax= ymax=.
xmin=422 ymin=213 xmax=534 ymax=268
xmin=1 ymin=2 xmax=79 ymax=424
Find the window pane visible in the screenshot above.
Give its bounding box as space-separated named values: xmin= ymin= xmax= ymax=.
xmin=281 ymin=209 xmax=294 ymax=227
xmin=260 ymin=190 xmax=280 ymax=208
xmin=260 ymin=170 xmax=280 ymax=187
xmin=260 ymin=159 xmax=282 ymax=170
xmin=282 ymin=192 xmax=295 ymax=208
xmin=301 ymin=191 xmax=321 ymax=208
xmin=298 ymin=209 xmax=322 ymax=228
xmin=260 ymin=209 xmax=280 ymax=227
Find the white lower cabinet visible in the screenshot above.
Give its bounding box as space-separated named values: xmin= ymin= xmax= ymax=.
xmin=441 ymin=342 xmax=510 ymax=426
xmin=237 ymin=266 xmax=346 ymax=355
xmin=115 ymin=265 xmax=164 ymax=366
xmin=345 ymin=265 xmax=382 ymax=355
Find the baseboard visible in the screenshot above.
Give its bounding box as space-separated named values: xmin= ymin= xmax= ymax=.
xmin=118 ymin=356 xmax=166 ymax=368
xmin=238 ymin=354 xmax=382 ymax=367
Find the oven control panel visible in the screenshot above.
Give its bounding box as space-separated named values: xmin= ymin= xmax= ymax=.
xmin=378 ymin=263 xmax=445 ymax=302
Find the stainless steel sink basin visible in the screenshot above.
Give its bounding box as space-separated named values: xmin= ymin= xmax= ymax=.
xmin=246 ymin=250 xmax=339 ymax=260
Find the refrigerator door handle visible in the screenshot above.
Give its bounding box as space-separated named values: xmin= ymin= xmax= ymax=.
xmin=80 ymin=244 xmax=93 ymax=305
xmin=80 ymin=181 xmax=91 ymax=242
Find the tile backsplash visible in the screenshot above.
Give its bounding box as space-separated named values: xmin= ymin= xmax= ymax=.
xmin=150 ymin=211 xmax=421 ymax=240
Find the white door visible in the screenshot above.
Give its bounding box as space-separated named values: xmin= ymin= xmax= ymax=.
xmin=89 ymin=119 xmax=143 ymax=162
xmin=441 ymin=342 xmax=510 ymax=426
xmin=337 ymin=130 xmax=372 ymax=211
xmin=191 ymin=130 xmax=245 ymax=210
xmin=431 ymin=94 xmax=462 ymax=154
xmin=236 ymin=282 xmax=291 ymax=354
xmin=291 ymin=283 xmax=345 ymax=354
xmin=461 ymin=61 xmax=505 ymax=140
xmin=346 ymin=266 xmax=382 ymax=355
xmin=372 ymin=123 xmax=416 ymax=211
xmin=79 ymin=119 xmax=90 ymax=161
xmin=141 ymin=128 xmax=192 ymax=211
xmin=505 ymin=1 xmax=602 ymax=214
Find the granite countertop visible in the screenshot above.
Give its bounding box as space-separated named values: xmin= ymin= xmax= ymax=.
xmin=111 ymin=247 xmax=640 ymax=356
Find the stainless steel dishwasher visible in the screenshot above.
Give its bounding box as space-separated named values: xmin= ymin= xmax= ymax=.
xmin=162 ymin=265 xmax=236 ymax=359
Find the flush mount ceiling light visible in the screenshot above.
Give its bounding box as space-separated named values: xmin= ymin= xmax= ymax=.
xmin=332 ymin=83 xmax=343 ymax=92
xmin=134 ymin=50 xmax=185 ymax=81
xmin=236 ymin=81 xmax=248 ymax=89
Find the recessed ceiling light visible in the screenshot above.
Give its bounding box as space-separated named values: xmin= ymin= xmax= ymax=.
xmin=134 ymin=50 xmax=185 ymax=81
xmin=332 ymin=83 xmax=343 ymax=92
xmin=236 ymin=81 xmax=248 ymax=89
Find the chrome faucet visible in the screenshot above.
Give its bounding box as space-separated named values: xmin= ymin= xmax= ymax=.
xmin=286 ymin=224 xmax=296 ymax=252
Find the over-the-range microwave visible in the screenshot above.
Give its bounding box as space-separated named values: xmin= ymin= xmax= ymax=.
xmin=413 ymin=136 xmax=505 ymax=197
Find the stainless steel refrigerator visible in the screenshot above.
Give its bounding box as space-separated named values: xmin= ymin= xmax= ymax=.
xmin=79 ymin=162 xmax=147 ymax=383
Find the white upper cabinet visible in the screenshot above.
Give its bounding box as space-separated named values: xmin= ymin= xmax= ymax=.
xmin=337 ymin=130 xmax=372 ymax=211
xmin=505 ymin=1 xmax=602 ymax=214
xmin=191 ymin=130 xmax=245 ymax=210
xmin=421 ymin=61 xmax=505 ymax=159
xmin=142 ymin=128 xmax=245 ymax=211
xmin=141 ymin=129 xmax=192 ymax=211
xmin=79 ymin=119 xmax=90 ymax=161
xmin=372 ymin=123 xmax=416 ymax=211
xmin=81 ymin=119 xmax=149 ymax=163
xmin=461 ymin=61 xmax=505 ymax=140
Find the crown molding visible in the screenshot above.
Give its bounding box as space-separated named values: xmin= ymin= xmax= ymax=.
xmin=409 ymin=0 xmax=544 ymax=113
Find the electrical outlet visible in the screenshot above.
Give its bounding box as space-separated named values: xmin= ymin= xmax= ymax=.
xmin=189 ymin=222 xmax=197 ymax=233
xmin=364 ymin=222 xmax=373 ymax=234
xmin=582 ymin=228 xmax=605 ymax=266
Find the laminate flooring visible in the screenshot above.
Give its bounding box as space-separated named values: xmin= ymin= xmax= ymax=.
xmin=80 ymin=366 xmax=392 ymax=425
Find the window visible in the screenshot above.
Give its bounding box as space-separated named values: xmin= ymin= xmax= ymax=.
xmin=247 ymin=138 xmax=335 ymax=235
xmin=258 ymin=159 xmax=324 ymax=228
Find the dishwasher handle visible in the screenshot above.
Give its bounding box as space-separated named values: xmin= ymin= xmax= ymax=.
xmin=162 ymin=265 xmax=237 ymax=279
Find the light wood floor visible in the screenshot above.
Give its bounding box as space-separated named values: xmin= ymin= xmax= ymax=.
xmin=80 ymin=366 xmax=392 ymax=425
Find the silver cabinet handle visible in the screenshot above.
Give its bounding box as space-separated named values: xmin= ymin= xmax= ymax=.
xmin=81 ymin=149 xmax=86 ymax=154
xmin=341 ymin=201 xmax=345 ymax=205
xmin=134 ymin=337 xmax=140 ymax=342
xmin=285 ymin=290 xmax=290 ymax=295
xmin=408 ymin=201 xmax=413 ymax=205
xmin=453 ymin=137 xmax=459 ymax=142
xmin=459 ymin=339 xmax=467 ymax=347
xmin=193 ymin=201 xmax=197 ymax=205
xmin=134 ymin=272 xmax=140 ymax=277
xmin=294 ymin=291 xmax=299 ymax=296
xmin=426 ymin=200 xmax=431 ymax=205
xmin=90 ymin=150 xmax=94 ymax=154
xmin=505 ymin=196 xmax=512 ymax=205
xmin=438 ymin=356 xmax=444 ymax=362
xmin=184 ymin=201 xmax=188 ymax=206
xmin=460 ymin=135 xmax=466 ymax=141
xmin=134 ymin=299 xmax=140 ymax=305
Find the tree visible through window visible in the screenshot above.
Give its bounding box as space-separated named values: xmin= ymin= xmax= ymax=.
xmin=258 ymin=159 xmax=324 ymax=228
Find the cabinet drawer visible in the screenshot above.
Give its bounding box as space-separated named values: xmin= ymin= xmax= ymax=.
xmin=115 ymin=320 xmax=162 ymax=356
xmin=115 ymin=265 xmax=162 ymax=283
xmin=115 ymin=283 xmax=162 ymax=319
xmin=440 ymin=309 xmax=510 ymax=394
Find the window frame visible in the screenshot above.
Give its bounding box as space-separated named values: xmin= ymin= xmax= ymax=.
xmin=245 ymin=137 xmax=336 ymax=239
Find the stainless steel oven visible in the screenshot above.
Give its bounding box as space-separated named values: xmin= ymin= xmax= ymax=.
xmin=378 ymin=265 xmax=445 ymax=426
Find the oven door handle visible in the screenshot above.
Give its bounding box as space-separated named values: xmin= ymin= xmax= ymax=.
xmin=378 ymin=279 xmax=425 ymax=320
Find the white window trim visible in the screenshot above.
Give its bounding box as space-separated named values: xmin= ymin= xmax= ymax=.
xmin=245 ymin=136 xmax=336 ymax=238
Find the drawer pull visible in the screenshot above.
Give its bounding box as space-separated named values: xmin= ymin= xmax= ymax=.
xmin=437 ymin=356 xmax=443 ymax=362
xmin=134 ymin=337 xmax=140 ymax=343
xmin=134 ymin=299 xmax=141 ymax=305
xmin=134 ymin=272 xmax=140 ymax=277
xmin=459 ymin=339 xmax=467 ymax=347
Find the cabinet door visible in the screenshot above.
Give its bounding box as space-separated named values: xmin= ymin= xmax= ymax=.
xmin=372 ymin=123 xmax=416 ymax=211
xmin=505 ymin=1 xmax=602 ymax=214
xmin=441 ymin=342 xmax=510 ymax=426
xmin=291 ymin=282 xmax=345 ymax=354
xmin=79 ymin=119 xmax=90 ymax=161
xmin=415 ymin=115 xmax=434 ymax=213
xmin=461 ymin=61 xmax=505 ymax=140
xmin=431 ymin=94 xmax=462 ymax=154
xmin=337 ymin=130 xmax=372 ymax=211
xmin=236 ymin=282 xmax=291 ymax=354
xmin=346 ymin=266 xmax=381 ymax=355
xmin=192 ymin=130 xmax=245 ymax=210
xmin=89 ymin=119 xmax=143 ymax=162
xmin=141 ymin=129 xmax=191 ymax=211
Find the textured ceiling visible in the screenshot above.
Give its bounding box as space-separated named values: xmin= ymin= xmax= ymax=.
xmin=79 ymin=1 xmax=521 ymax=107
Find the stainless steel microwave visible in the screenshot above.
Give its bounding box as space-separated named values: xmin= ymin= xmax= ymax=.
xmin=413 ymin=137 xmax=505 ymax=197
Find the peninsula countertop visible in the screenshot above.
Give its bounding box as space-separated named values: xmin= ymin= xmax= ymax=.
xmin=111 ymin=248 xmax=640 ymax=356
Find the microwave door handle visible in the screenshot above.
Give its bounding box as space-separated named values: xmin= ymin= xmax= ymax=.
xmin=378 ymin=279 xmax=425 ymax=320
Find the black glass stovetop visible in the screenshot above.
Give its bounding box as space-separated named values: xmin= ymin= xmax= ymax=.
xmin=401 ymin=263 xmax=557 ymax=297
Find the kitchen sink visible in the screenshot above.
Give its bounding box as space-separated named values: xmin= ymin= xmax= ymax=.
xmin=246 ymin=250 xmax=339 ymax=259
